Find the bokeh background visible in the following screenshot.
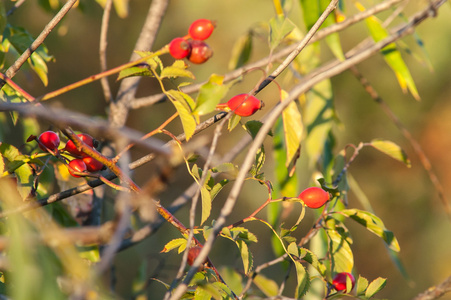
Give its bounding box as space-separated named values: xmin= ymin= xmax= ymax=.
xmin=3 ymin=0 xmax=451 ymax=299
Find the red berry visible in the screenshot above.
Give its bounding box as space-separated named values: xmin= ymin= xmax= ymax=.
xmin=38 ymin=131 xmax=60 ymax=152
xmin=298 ymin=187 xmax=329 ymax=209
xmin=187 ymin=40 xmax=212 ymax=64
xmin=188 ymin=19 xmax=215 ymax=41
xmin=65 ymin=133 xmax=95 ymax=157
xmin=187 ymin=246 xmax=205 ymax=267
xmin=82 ymin=156 xmax=104 ymax=172
xmin=169 ymin=37 xmax=191 ymax=59
xmin=332 ymin=272 xmax=356 ymax=291
xmin=68 ymin=159 xmax=87 ymax=178
xmin=226 ymin=94 xmax=262 ymax=117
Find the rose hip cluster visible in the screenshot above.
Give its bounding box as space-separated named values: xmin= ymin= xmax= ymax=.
xmin=168 ymin=19 xmax=215 ymax=64
xmin=35 ymin=131 xmax=104 ymax=178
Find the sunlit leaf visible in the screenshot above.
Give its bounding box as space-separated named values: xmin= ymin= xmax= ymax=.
xmin=211 ymin=163 xmax=239 ymax=177
xmin=160 ymin=60 xmax=195 ymax=79
xmin=341 ymin=209 xmax=400 ymax=252
xmin=365 ymin=277 xmax=387 ymax=298
xmin=200 ymin=185 xmax=212 ymax=225
xmin=229 ymin=32 xmax=253 ymax=70
xmin=228 ymin=114 xmax=241 ymax=131
xmin=166 ymin=90 xmax=197 ymax=141
xmin=326 ymin=223 xmax=354 ymax=273
xmin=273 ymin=118 xmax=298 ymax=197
xmin=253 ymin=274 xmax=279 ymax=297
xmin=117 ymin=64 xmax=153 ymax=81
xmin=294 ymin=261 xmax=310 ymax=298
xmin=209 ymin=179 xmax=229 ymax=200
xmin=236 ymin=239 xmax=253 ymax=274
xmin=356 ymin=2 xmax=420 ymax=100
xmin=281 ymin=90 xmax=303 ymax=175
xmin=269 ymin=15 xmax=295 ymax=50
xmin=160 ymin=238 xmax=187 ymax=253
xmin=369 ymin=139 xmax=411 ymax=167
xmin=194 ymin=74 xmax=229 ymax=116
xmin=356 ymin=275 xmax=369 ymax=296
xmin=304 ymin=80 xmax=336 ymax=166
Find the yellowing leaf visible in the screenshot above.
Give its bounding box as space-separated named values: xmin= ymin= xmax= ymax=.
xmin=160 ymin=60 xmax=195 ymax=79
xmin=228 ymin=33 xmax=253 ymax=70
xmin=166 ymin=90 xmax=197 ymax=141
xmin=370 ymin=139 xmax=411 ymax=167
xmin=200 ymin=186 xmax=212 ymax=225
xmin=357 ymin=2 xmax=420 ymax=100
xmin=161 ymin=238 xmax=188 ymax=253
xmin=281 ymin=90 xmax=303 ymax=174
xmin=294 ymin=261 xmax=310 ymax=298
xmin=254 ymin=274 xmax=279 ymax=297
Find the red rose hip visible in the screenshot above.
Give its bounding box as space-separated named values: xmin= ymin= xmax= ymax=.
xmin=332 ymin=272 xmax=355 ymax=291
xmin=65 ymin=133 xmax=95 ymax=157
xmin=298 ymin=187 xmax=329 ymax=209
xmin=68 ymin=159 xmax=87 ymax=178
xmin=38 ymin=131 xmax=60 ymax=152
xmin=226 ymin=94 xmax=262 ymax=117
xmin=188 ymin=19 xmax=215 ymax=41
xmin=187 ymin=40 xmax=212 ymax=64
xmin=169 ymin=37 xmax=191 ymax=59
xmin=82 ymin=156 xmax=104 ymax=172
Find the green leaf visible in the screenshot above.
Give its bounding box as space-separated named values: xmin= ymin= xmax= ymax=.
xmin=361 ymin=8 xmax=420 ymax=100
xmin=326 ymin=223 xmax=354 ymax=273
xmin=365 ymin=277 xmax=387 ymax=298
xmin=200 ymin=186 xmax=212 ymax=225
xmin=304 ymin=80 xmax=336 ymax=167
xmin=194 ymin=74 xmax=229 ymax=116
xmin=117 ymin=64 xmax=153 ymax=81
xmin=369 ymin=139 xmax=411 ymax=167
xmin=228 ymin=114 xmax=241 ymax=131
xmin=281 ymin=90 xmax=303 ymax=175
xmin=166 ymin=90 xmax=197 ymax=141
xmin=249 ymin=146 xmax=265 ymax=178
xmin=211 ymin=163 xmax=239 ymax=177
xmin=236 ymin=239 xmax=253 ymax=274
xmin=253 ymin=274 xmax=279 ymax=297
xmin=209 ymin=179 xmax=229 ymax=200
xmin=161 ymin=238 xmax=188 ymax=253
xmin=294 ymin=261 xmax=310 ymax=298
xmin=273 ymin=118 xmax=298 ymax=197
xmin=269 ymin=15 xmax=295 ymax=50
xmin=341 ymin=209 xmax=400 ymax=252
xmin=356 ymin=275 xmax=369 ymax=296
xmin=160 ymin=60 xmax=195 ymax=79
xmin=228 ymin=32 xmax=253 ymax=70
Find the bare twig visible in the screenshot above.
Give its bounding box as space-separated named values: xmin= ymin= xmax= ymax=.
xmin=99 ymin=0 xmax=114 ymax=103
xmin=1 ymin=0 xmax=78 ymax=84
xmin=413 ymin=274 xmax=451 ymax=300
xmin=109 ymin=0 xmax=169 ymax=127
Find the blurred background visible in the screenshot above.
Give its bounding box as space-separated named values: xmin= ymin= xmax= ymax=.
xmin=3 ymin=0 xmax=451 ymax=299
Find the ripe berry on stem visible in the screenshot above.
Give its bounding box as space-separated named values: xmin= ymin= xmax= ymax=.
xmin=188 ymin=19 xmax=215 ymax=41
xmin=169 ymin=37 xmax=191 ymax=59
xmin=332 ymin=272 xmax=356 ymax=291
xmin=298 ymin=187 xmax=329 ymax=209
xmin=82 ymin=156 xmax=104 ymax=172
xmin=187 ymin=40 xmax=212 ymax=64
xmin=38 ymin=131 xmax=60 ymax=152
xmin=226 ymin=94 xmax=262 ymax=117
xmin=65 ymin=133 xmax=95 ymax=157
xmin=68 ymin=159 xmax=87 ymax=178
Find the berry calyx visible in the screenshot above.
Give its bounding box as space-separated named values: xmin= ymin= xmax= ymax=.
xmin=38 ymin=131 xmax=60 ymax=152
xmin=187 ymin=40 xmax=212 ymax=64
xmin=65 ymin=133 xmax=95 ymax=157
xmin=332 ymin=272 xmax=356 ymax=291
xmin=82 ymin=156 xmax=104 ymax=172
xmin=68 ymin=159 xmax=87 ymax=178
xmin=169 ymin=37 xmax=191 ymax=59
xmin=298 ymin=187 xmax=329 ymax=209
xmin=188 ymin=19 xmax=215 ymax=41
xmin=226 ymin=94 xmax=262 ymax=117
